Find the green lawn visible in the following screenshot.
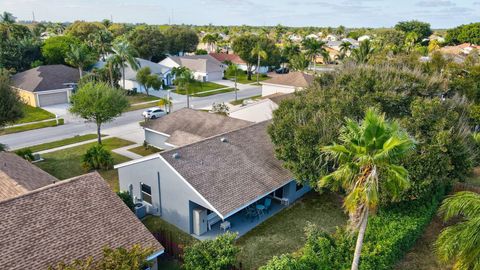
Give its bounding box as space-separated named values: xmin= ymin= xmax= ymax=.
xmin=35 ymin=137 xmax=134 ymax=191
xmin=126 ymin=93 xmax=160 ymax=104
xmin=236 ymin=191 xmax=346 ymax=269
xmin=15 ymin=105 xmax=55 ymax=124
xmin=128 ymin=145 xmax=163 ymax=156
xmin=173 ymin=82 xmax=226 ymax=95
xmin=0 ymin=119 xmax=64 ymax=135
xmin=229 ymin=95 xmax=262 ymax=106
xmin=192 ymin=88 xmax=234 ymax=97
xmin=16 ymin=134 xmax=100 ymax=153
xmin=142 ymin=216 xmax=198 ymax=246
xmin=127 ymin=102 xmax=160 ymax=112
xmin=227 ymin=73 xmax=269 ymax=84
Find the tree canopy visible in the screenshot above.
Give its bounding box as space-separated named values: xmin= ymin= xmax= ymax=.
xmin=127 ymin=25 xmax=166 ymax=62
xmin=445 ymin=22 xmax=480 ymax=45
xmin=394 ymin=20 xmax=432 ymax=40
xmin=164 ymin=26 xmax=199 ymax=55
xmin=42 ymin=36 xmax=81 ymax=65
xmin=0 ymin=70 xmax=23 ymax=127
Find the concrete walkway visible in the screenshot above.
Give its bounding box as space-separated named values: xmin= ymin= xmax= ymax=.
xmin=35 ymin=136 xmax=113 ymax=154
xmin=112 ymin=144 xmax=143 ymax=159
xmin=5 ymin=117 xmax=62 ymax=128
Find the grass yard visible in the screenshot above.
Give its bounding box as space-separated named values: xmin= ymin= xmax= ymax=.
xmin=173 ymin=82 xmax=226 ymax=95
xmin=127 ymin=102 xmax=160 ymax=112
xmin=229 ymin=95 xmax=262 ymax=106
xmin=0 ymin=119 xmax=64 ymax=135
xmin=128 ymin=145 xmax=163 ymax=156
xmin=192 ymin=88 xmax=234 ymax=97
xmin=236 ymin=191 xmax=346 ymax=269
xmin=16 ymin=134 xmax=101 ymax=153
xmin=227 ymin=73 xmax=269 ymax=84
xmin=15 ymin=105 xmax=55 ymax=124
xmin=126 ymin=93 xmax=160 ymax=104
xmin=35 ymin=137 xmax=134 ymax=191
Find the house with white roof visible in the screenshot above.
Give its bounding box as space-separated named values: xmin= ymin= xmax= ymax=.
xmin=159 ymin=55 xmax=225 ymax=82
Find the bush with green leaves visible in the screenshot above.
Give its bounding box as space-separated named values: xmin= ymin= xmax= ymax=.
xmin=15 ymin=148 xmax=34 ymax=161
xmin=183 ymin=232 xmax=239 ymax=270
xmin=117 ymin=191 xmax=134 ymax=212
xmin=82 ymin=144 xmax=114 ymax=171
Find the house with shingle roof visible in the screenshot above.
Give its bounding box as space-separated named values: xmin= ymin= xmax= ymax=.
xmin=143 ymin=108 xmax=252 ymax=149
xmin=11 ymin=65 xmax=79 ymax=107
xmin=0 ymin=152 xmax=57 ymax=201
xmin=159 ymin=55 xmax=225 ymax=82
xmin=229 ymin=93 xmax=293 ymax=123
xmin=209 ymin=52 xmax=268 ymax=74
xmin=261 ymin=72 xmax=314 ymax=97
xmin=0 ymin=172 xmax=164 ymax=270
xmin=115 ymin=121 xmax=310 ymax=240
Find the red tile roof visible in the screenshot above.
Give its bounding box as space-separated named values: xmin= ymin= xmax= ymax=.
xmin=209 ymin=53 xmax=246 ymax=65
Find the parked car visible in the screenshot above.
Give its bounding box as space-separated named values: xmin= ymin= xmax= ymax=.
xmin=275 ymin=67 xmax=289 ymax=74
xmin=142 ymin=107 xmax=166 ymax=119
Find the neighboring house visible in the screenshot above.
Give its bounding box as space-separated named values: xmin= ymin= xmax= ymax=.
xmin=0 ymin=152 xmax=57 ymax=202
xmin=261 ymin=72 xmax=314 ymax=97
xmin=358 ymin=35 xmax=371 ymax=42
xmin=143 ymin=108 xmax=251 ymax=149
xmin=93 ymin=58 xmax=173 ymax=92
xmin=325 ymin=34 xmax=339 ymax=41
xmin=0 ymin=172 xmax=164 ymax=270
xmin=115 ymin=121 xmax=310 ymax=239
xmin=288 ymin=34 xmax=303 ymax=43
xmin=428 ymin=34 xmax=446 ymax=43
xmin=341 ymin=38 xmax=360 ymax=48
xmin=209 ymin=52 xmax=268 ymax=74
xmin=229 ymin=93 xmax=293 ymax=123
xmin=159 ymin=55 xmax=225 ymax=82
xmin=11 ymin=65 xmax=79 ymax=107
xmin=305 ymin=33 xmax=320 ymax=40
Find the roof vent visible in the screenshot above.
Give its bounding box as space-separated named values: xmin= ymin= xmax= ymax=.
xmin=220 ymin=137 xmax=228 ymax=143
xmin=172 ymin=153 xmax=180 ymax=159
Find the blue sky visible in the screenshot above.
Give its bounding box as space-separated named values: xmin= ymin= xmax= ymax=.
xmin=1 ymin=0 xmax=478 ymax=28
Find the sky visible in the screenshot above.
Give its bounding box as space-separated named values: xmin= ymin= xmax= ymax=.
xmin=0 ymin=0 xmax=479 ymax=29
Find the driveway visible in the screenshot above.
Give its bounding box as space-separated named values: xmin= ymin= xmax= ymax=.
xmin=41 ymin=104 xmax=82 ymax=123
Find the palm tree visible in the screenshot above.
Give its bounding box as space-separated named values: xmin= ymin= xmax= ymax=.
xmin=171 ymin=67 xmax=197 ymax=108
xmin=339 ymin=41 xmax=352 ymax=59
xmin=351 ymin=40 xmax=374 ymax=64
xmin=202 ymin=33 xmax=219 ymax=53
xmin=111 ymin=41 xmax=139 ymax=89
xmin=251 ymin=43 xmax=268 ymax=85
xmin=92 ymin=30 xmax=113 ymax=61
xmin=320 ymin=108 xmax=414 ymax=270
xmin=158 ymin=97 xmax=173 ymax=114
xmin=0 ymin=12 xmax=16 ymax=24
xmin=435 ymin=191 xmax=480 ymax=270
xmin=302 ymin=38 xmax=326 ymax=72
xmin=65 ymin=44 xmax=96 ymax=78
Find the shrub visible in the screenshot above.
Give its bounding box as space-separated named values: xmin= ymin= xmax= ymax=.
xmin=183 ymin=232 xmax=239 ymax=270
xmin=117 ymin=191 xmax=134 ymax=212
xmin=15 ymin=148 xmax=34 ymax=161
xmin=82 ymin=144 xmax=114 ymax=171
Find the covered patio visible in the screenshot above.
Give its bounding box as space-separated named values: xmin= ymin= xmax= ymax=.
xmin=193 ymin=195 xmax=289 ymax=240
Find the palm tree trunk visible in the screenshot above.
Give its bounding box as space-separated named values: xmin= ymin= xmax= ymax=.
xmin=313 ymin=55 xmax=317 ymax=74
xmin=351 ymin=208 xmax=369 ymax=270
xmin=122 ymin=64 xmax=126 ymax=89
xmin=256 ymin=54 xmax=260 ymax=85
xmin=79 ymin=67 xmax=83 ymax=78
xmin=108 ymin=64 xmax=114 ymax=87
xmin=97 ymin=122 xmax=102 ymax=144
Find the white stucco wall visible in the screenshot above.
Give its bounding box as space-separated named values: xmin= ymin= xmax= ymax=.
xmin=145 ymin=129 xmax=174 ymax=149
xmin=229 ymin=99 xmax=279 ymax=123
xmin=261 ymin=83 xmax=296 ymax=97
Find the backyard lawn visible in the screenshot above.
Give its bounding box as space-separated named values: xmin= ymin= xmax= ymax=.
xmin=173 ymin=82 xmax=226 ymax=95
xmin=128 ymin=145 xmax=163 ymax=156
xmin=227 ymin=73 xmax=269 ymax=84
xmin=236 ymin=191 xmax=346 ymax=269
xmin=35 ymin=137 xmax=134 ymax=191
xmin=15 ymin=134 xmax=100 ymax=153
xmin=14 ymin=105 xmax=55 ymax=124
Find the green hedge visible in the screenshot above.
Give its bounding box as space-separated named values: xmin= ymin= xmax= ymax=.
xmin=261 ymin=189 xmax=444 ymax=270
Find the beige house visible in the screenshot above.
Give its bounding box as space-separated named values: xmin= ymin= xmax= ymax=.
xmin=261 ymin=72 xmax=314 ymax=97
xmin=159 ymin=55 xmax=225 ymax=82
xmin=11 ymin=65 xmax=79 ymax=107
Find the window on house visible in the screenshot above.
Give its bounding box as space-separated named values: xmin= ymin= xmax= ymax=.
xmin=141 ymin=183 xmax=152 ymax=205
xmin=296 ymin=183 xmax=303 ymax=191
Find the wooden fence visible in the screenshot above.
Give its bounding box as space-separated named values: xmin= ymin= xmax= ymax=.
xmin=153 ymin=231 xmax=184 ymax=262
xmin=452 ymin=182 xmax=480 ymax=194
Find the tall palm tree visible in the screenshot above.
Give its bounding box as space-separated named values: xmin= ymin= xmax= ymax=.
xmin=302 ymin=38 xmax=326 ymax=72
xmin=65 ymin=44 xmax=96 ymax=78
xmin=202 ymin=33 xmax=219 ymax=53
xmin=111 ymin=41 xmax=139 ymax=89
xmin=172 ymin=67 xmax=197 ymax=108
xmin=0 ymin=12 xmax=16 ymax=24
xmin=320 ymin=108 xmax=414 ymax=270
xmin=435 ymin=191 xmax=480 ymax=270
xmin=251 ymin=43 xmax=268 ymax=85
xmin=339 ymin=41 xmax=352 ymax=59
xmin=351 ymin=39 xmax=374 ymax=64
xmin=92 ymin=30 xmax=113 ymax=61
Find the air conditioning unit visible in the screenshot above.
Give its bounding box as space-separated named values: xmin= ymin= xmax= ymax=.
xmin=135 ymin=203 xmax=147 ymax=219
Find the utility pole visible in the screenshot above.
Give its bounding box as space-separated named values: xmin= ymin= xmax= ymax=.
xmin=32 ymin=11 xmax=35 ymax=23
xmin=234 ymin=67 xmax=238 ymax=101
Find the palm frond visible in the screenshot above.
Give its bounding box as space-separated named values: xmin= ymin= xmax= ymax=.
xmin=439 ymin=192 xmax=480 ymax=222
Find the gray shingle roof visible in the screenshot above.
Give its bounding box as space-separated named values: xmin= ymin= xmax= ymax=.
xmin=0 ymin=152 xmax=57 ymax=201
xmin=0 ymin=172 xmax=163 ymax=269
xmin=169 ymin=55 xmax=224 ymax=73
xmin=145 ymin=108 xmax=252 ymax=146
xmin=160 ymin=121 xmax=293 ymax=218
xmin=11 ymin=65 xmax=80 ymax=92
xmin=262 ymin=72 xmax=314 ymax=88
xmin=94 ymin=58 xmax=171 ymax=81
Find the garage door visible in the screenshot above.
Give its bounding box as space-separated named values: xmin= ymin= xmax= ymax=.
xmin=38 ymin=92 xmax=68 ymax=107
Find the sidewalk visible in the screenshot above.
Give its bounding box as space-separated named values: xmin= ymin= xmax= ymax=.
xmin=112 ymin=144 xmax=143 ymax=159
xmin=5 ymin=117 xmax=63 ymax=128
xmin=35 ymin=135 xmax=114 ymax=154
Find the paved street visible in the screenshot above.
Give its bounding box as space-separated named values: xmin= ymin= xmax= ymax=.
xmin=1 ymin=84 xmax=262 ymax=150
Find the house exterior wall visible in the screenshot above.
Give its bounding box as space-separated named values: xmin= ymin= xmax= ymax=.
xmin=18 ymin=89 xmax=37 ymax=107
xmin=144 ymin=129 xmax=173 ymax=149
xmin=283 ymin=180 xmax=311 ymax=203
xmin=229 ymin=100 xmax=278 ymax=123
xmin=206 ymin=71 xmax=224 ymax=81
xmin=261 ymin=84 xmax=296 ymax=97
xmin=118 ymin=157 xmax=212 ymax=234
xmin=236 ymin=64 xmax=268 ymax=74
